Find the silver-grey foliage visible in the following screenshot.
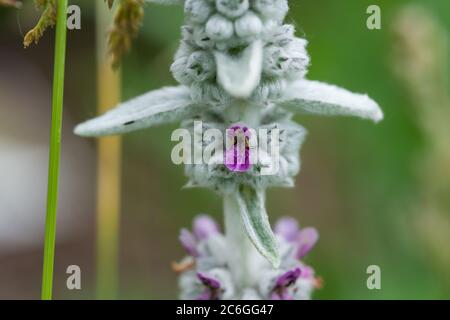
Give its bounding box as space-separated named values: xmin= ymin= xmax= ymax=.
xmin=75 ymin=0 xmax=383 ymax=299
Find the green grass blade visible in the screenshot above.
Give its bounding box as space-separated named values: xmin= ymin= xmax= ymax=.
xmin=41 ymin=0 xmax=68 ymax=300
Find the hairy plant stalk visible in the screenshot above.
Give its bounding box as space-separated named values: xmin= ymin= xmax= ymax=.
xmin=96 ymin=0 xmax=122 ymax=299
xmin=41 ymin=0 xmax=68 ymax=300
xmin=223 ymin=194 xmax=257 ymax=289
xmin=222 ymin=104 xmax=264 ymax=291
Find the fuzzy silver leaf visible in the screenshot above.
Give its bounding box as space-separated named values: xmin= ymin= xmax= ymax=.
xmin=279 ymin=79 xmax=384 ymax=122
xmin=74 ymin=86 xmax=208 ymax=137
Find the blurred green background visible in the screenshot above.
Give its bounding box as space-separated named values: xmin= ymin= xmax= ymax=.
xmin=0 ymin=0 xmax=449 ymax=299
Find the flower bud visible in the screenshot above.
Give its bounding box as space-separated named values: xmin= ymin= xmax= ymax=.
xmin=185 ymin=0 xmax=213 ymax=24
xmin=274 ymin=217 xmax=299 ymax=242
xmin=179 ymin=229 xmax=199 ymax=256
xmin=193 ymin=215 xmax=220 ymax=240
xmin=265 ymin=47 xmax=286 ymax=75
xmin=171 ymin=56 xmax=192 ymax=85
xmin=252 ymin=0 xmax=288 ymax=23
xmin=216 ymin=0 xmax=249 ymax=19
xmin=193 ymin=26 xmax=215 ymax=49
xmin=284 ymin=38 xmax=310 ymax=79
xmin=206 ymin=14 xmax=235 ymax=41
xmin=186 ymin=51 xmax=216 ymax=82
xmin=270 ymin=24 xmax=295 ymax=47
xmin=234 ymin=11 xmax=263 ymax=38
xmin=296 ymin=227 xmax=319 ymax=259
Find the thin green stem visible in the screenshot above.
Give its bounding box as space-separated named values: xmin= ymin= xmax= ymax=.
xmin=41 ymin=0 xmax=68 ymax=300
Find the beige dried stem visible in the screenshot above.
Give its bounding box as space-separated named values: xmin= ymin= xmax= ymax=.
xmin=392 ymin=5 xmax=450 ymax=290
xmin=96 ymin=0 xmax=122 ymax=299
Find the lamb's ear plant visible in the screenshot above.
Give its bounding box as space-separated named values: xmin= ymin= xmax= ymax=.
xmin=76 ymin=0 xmax=383 ymax=299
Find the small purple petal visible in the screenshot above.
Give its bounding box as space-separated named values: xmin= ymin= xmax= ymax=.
xmin=196 ymin=272 xmax=221 ymax=300
xmin=296 ymin=227 xmax=319 ymax=259
xmin=179 ymin=229 xmax=198 ymax=257
xmin=299 ymin=265 xmax=314 ymax=279
xmin=274 ymin=217 xmax=300 ymax=242
xmin=224 ymin=124 xmax=252 ymax=172
xmin=270 ymin=291 xmax=294 ymax=300
xmin=196 ymin=290 xmax=214 ymax=300
xmin=224 ymin=148 xmax=251 ymax=172
xmin=275 ymin=267 xmax=302 ymax=287
xmin=228 ymin=124 xmax=251 ymax=137
xmin=193 ymin=215 xmax=220 ymax=240
xmin=197 ymin=272 xmax=221 ymax=289
xmin=270 ymin=267 xmax=301 ymax=300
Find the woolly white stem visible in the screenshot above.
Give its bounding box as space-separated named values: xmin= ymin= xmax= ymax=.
xmin=223 ymin=99 xmax=263 ymax=293
xmin=223 ymin=193 xmax=259 ymax=290
xmin=225 ymin=99 xmax=261 ymax=127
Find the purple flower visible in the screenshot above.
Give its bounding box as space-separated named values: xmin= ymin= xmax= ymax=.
xmin=275 ymin=217 xmax=319 ymax=259
xmin=296 ymin=227 xmax=319 ymax=259
xmin=179 ymin=229 xmax=199 ymax=257
xmin=224 ymin=124 xmax=252 ymax=172
xmin=270 ymin=267 xmax=302 ymax=300
xmin=196 ymin=272 xmax=222 ymax=300
xmin=299 ymin=265 xmax=314 ymax=279
xmin=274 ymin=217 xmax=299 ymax=242
xmin=179 ymin=215 xmax=221 ymax=257
xmin=193 ymin=215 xmax=220 ymax=240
